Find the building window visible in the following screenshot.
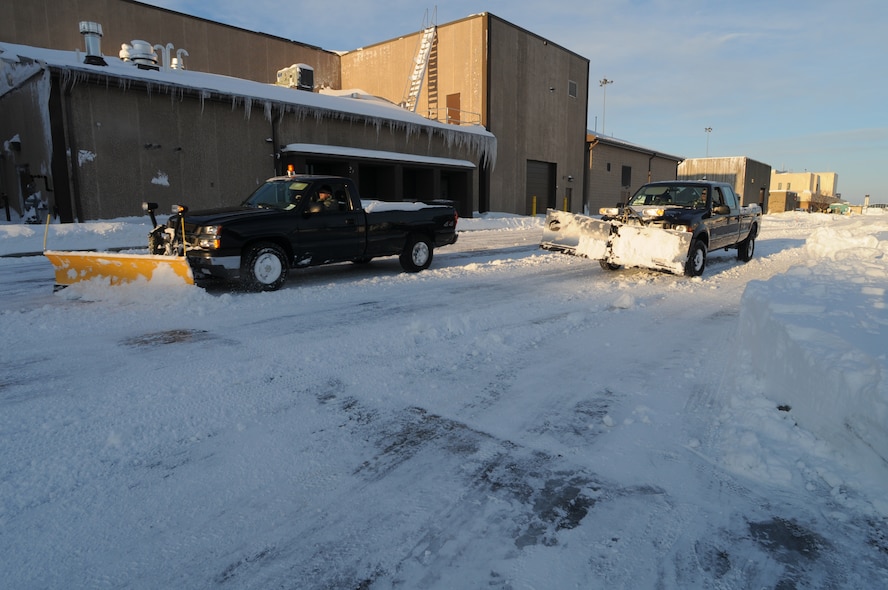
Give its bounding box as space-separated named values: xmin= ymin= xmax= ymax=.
xmin=607 ymin=163 xmax=611 ymax=172
xmin=621 ymin=165 xmax=632 ymax=188
xmin=568 ymin=80 xmax=578 ymax=98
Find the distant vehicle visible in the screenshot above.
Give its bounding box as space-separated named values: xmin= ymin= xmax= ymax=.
xmin=540 ymin=180 xmax=761 ymax=276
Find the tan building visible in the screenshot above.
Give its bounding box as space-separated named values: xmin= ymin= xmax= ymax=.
xmin=585 ymin=133 xmax=683 ymax=213
xmin=338 ymin=13 xmax=590 ymax=215
xmin=678 ymin=157 xmax=772 ymax=208
xmin=770 ymin=170 xmax=840 ymax=211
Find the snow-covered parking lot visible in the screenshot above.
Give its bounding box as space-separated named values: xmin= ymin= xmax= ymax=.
xmin=1 ymin=210 xmax=886 ymax=588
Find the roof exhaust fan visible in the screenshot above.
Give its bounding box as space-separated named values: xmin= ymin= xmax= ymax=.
xmin=79 ymin=21 xmax=107 ymax=66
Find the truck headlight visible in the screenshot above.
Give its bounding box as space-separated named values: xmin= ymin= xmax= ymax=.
xmin=642 ymin=208 xmax=665 ymax=217
xmin=672 ymin=224 xmax=690 ymax=232
xmin=196 ymin=225 xmax=222 ymax=249
xmin=599 ymin=207 xmax=620 ymax=216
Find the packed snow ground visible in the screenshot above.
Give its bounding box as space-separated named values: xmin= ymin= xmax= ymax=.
xmin=1 ymin=209 xmax=886 ymax=588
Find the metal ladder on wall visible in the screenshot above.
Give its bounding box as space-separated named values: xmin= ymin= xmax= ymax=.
xmin=402 ymin=9 xmax=437 ymax=113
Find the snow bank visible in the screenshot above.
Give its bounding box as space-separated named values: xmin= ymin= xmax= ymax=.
xmin=738 ymin=213 xmax=888 ymax=481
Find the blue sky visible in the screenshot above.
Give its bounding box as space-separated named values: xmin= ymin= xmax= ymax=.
xmin=139 ymin=0 xmax=886 ymax=203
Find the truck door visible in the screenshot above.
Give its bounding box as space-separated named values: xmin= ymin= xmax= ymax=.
xmin=721 ymin=186 xmax=743 ymax=246
xmin=295 ymin=181 xmax=364 ymax=263
xmin=708 ymin=186 xmax=732 ymax=250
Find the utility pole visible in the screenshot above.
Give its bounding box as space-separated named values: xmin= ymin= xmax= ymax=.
xmin=599 ymin=78 xmax=614 ymax=134
xmin=705 ymin=127 xmax=712 ymax=157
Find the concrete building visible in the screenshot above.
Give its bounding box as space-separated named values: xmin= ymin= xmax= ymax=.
xmin=1 ymin=1 xmax=494 ymax=221
xmin=677 ymin=157 xmax=772 ymax=208
xmin=338 ymin=13 xmax=590 ymax=215
xmin=770 ymin=170 xmax=840 ymax=212
xmin=585 ymin=132 xmax=683 ymax=214
xmin=2 ymin=1 xmax=591 ymax=220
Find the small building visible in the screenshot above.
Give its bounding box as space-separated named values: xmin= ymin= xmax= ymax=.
xmin=678 ymin=156 xmax=772 ymax=208
xmin=585 ymin=132 xmax=683 ymax=214
xmin=765 ymin=190 xmax=799 ymax=214
xmin=0 ymin=39 xmax=494 ymax=221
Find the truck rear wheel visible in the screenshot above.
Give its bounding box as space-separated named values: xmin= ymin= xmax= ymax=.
xmin=684 ymin=240 xmax=707 ymax=277
xmin=242 ymin=242 xmax=288 ymax=291
xmin=737 ymin=233 xmax=755 ymax=262
xmin=400 ymin=235 xmax=433 ymax=272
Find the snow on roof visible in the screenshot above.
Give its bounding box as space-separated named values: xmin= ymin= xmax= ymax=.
xmin=282 ymin=143 xmax=475 ymax=169
xmin=587 ymin=130 xmax=684 ymax=162
xmin=0 ymin=41 xmax=496 ymax=165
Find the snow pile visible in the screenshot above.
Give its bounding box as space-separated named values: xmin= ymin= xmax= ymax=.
xmin=737 ymin=212 xmax=888 ymax=485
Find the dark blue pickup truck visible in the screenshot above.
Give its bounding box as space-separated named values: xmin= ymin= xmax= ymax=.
xmin=148 ymin=175 xmax=458 ymax=290
xmin=541 ymin=180 xmax=761 ymax=276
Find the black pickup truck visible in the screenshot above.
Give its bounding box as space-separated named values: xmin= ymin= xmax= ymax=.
xmin=541 ymin=180 xmax=761 ymax=276
xmin=148 ymin=175 xmax=458 ymax=290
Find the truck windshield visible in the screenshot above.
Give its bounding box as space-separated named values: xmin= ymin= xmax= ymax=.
xmin=242 ymin=180 xmax=309 ymax=210
xmin=629 ymin=185 xmax=707 ymax=209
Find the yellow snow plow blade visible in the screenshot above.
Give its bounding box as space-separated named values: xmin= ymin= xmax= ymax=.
xmin=44 ymin=250 xmax=194 ymax=289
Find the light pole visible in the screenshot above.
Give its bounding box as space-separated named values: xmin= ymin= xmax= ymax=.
xmin=600 ymin=78 xmax=614 ymax=134
xmin=704 ymin=127 xmax=712 ymax=157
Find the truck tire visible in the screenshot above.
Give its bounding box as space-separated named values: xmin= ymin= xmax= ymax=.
xmin=737 ymin=232 xmax=755 ymax=262
xmin=400 ymin=235 xmax=433 ymax=272
xmin=684 ymin=240 xmax=707 ymax=277
xmin=242 ymin=242 xmax=288 ymax=291
xmin=599 ymin=260 xmax=622 ymax=271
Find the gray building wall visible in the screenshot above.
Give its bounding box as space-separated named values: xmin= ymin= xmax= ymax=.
xmin=1 ymin=0 xmax=342 ymax=88
xmin=486 ymin=15 xmax=589 ymax=215
xmin=678 ymin=157 xmax=772 ymax=207
xmin=585 ymin=135 xmax=681 ymax=213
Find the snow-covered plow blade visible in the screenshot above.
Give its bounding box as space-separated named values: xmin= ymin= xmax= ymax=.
xmin=607 ymin=225 xmax=692 ymax=274
xmin=540 ymin=209 xmax=612 ymax=259
xmin=540 ymin=209 xmax=692 ymax=274
xmin=44 ymin=250 xmax=194 ymax=290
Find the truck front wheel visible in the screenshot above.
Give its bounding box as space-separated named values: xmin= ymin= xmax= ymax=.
xmin=599 ymin=260 xmax=622 ymax=271
xmin=242 ymin=242 xmax=288 ymax=291
xmin=400 ymin=235 xmax=433 ymax=272
xmin=684 ymin=240 xmax=707 ymax=277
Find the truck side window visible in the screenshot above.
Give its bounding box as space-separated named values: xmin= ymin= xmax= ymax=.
xmin=723 ymin=187 xmax=739 ymax=209
xmin=712 ymin=188 xmax=725 ymax=207
xmin=333 ymin=185 xmax=350 ymax=211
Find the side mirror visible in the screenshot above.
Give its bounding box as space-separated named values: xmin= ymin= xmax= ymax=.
xmin=713 ymin=204 xmax=730 ymax=215
xmin=307 ymin=203 xmax=323 ymax=215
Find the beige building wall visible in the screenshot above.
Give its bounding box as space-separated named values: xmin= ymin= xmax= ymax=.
xmin=818 ymin=172 xmax=839 ymax=197
xmin=1 ymin=0 xmax=342 ymax=88
xmin=340 ymin=16 xmax=486 ymax=126
xmin=771 ymin=171 xmax=840 ymax=199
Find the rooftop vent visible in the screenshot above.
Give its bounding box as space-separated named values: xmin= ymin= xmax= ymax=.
xmin=79 ymin=21 xmax=107 ymax=66
xmin=119 ymin=40 xmax=159 ymax=70
xmin=276 ymin=64 xmax=314 ymax=91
